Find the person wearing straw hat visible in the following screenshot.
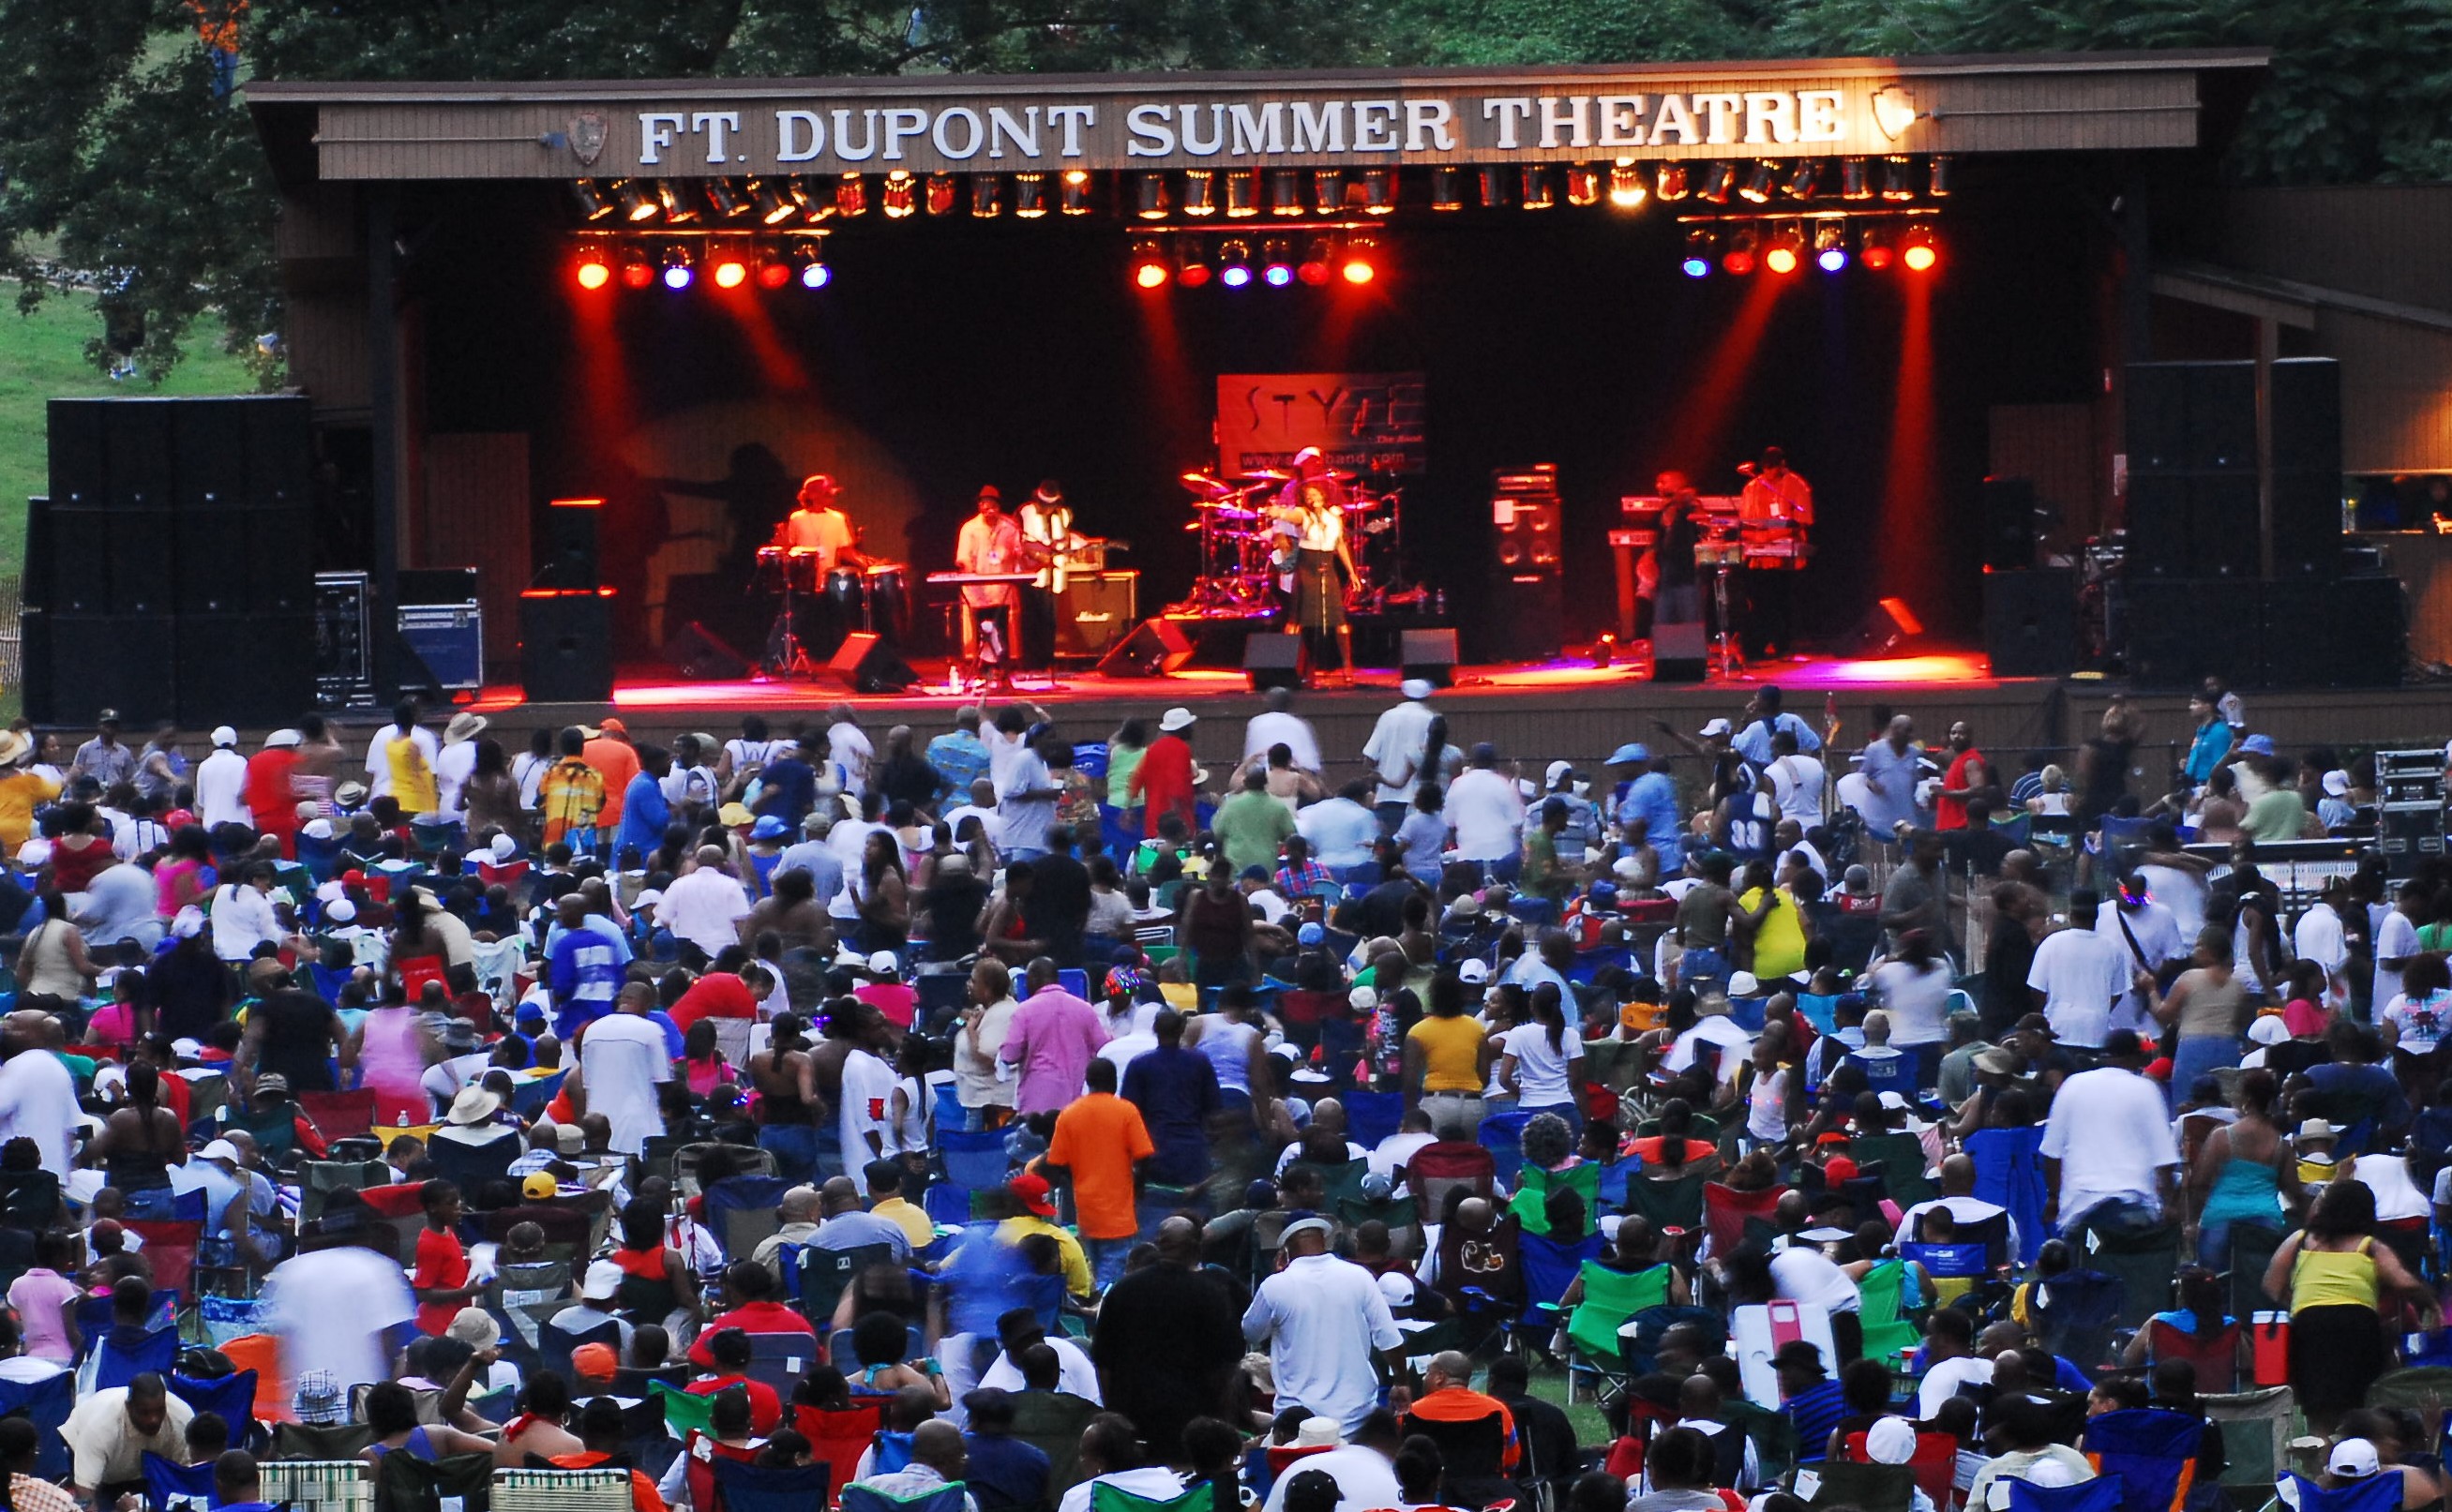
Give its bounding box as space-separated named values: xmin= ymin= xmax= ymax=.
xmin=0 ymin=731 xmax=56 ymax=854
xmin=429 ymin=711 xmax=488 ymax=849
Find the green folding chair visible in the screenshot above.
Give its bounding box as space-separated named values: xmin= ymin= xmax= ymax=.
xmin=1563 ymin=1260 xmax=1672 ymax=1382
xmin=654 ymin=1380 xmax=717 ymax=1439
xmin=1849 ymin=1133 xmax=1938 ymax=1209
xmin=1855 ymin=1257 xmax=1920 ymax=1366
xmin=1618 ymin=1170 xmax=1707 ymax=1235
xmin=1801 ymin=1460 xmax=1915 ymax=1512
xmin=1091 ymin=1482 xmax=1216 ymax=1512
xmin=1510 ymin=1161 xmax=1601 ymax=1236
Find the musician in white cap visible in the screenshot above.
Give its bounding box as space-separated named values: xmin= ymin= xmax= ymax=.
xmin=1268 ymin=448 xmax=1357 ymax=683
xmin=1015 ymin=479 xmax=1075 ymax=672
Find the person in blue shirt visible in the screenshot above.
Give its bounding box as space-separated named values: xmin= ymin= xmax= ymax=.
xmin=547 ymin=893 xmax=627 ymax=1039
xmin=1615 ymin=746 xmax=1686 ymax=876
xmin=615 ymin=747 xmax=673 ymax=862
xmin=2182 ymin=693 xmax=2234 ymax=786
xmin=1772 ymin=1340 xmax=1848 ymax=1461
xmin=1733 ymin=686 xmax=1823 ymax=767
xmin=753 ymin=735 xmax=820 ymax=827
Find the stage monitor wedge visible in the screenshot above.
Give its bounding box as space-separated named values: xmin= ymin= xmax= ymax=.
xmin=1242 ymin=632 xmax=1305 ymax=692
xmin=1096 ymin=618 xmax=1195 ymax=679
xmin=662 ymin=621 xmax=753 ymax=681
xmin=1398 ymin=629 xmax=1459 ymax=688
xmin=825 ymin=631 xmax=920 ymax=694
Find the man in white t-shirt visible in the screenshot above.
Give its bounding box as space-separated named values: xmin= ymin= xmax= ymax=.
xmin=1242 ymin=1218 xmax=1404 ymax=1436
xmin=653 ymin=847 xmax=753 ymax=961
xmin=997 ymin=735 xmax=1061 ymax=861
xmin=942 ymin=779 xmax=1006 ymax=850
xmin=2038 ymin=1029 xmax=2179 ymax=1232
xmin=1361 ymin=682 xmax=1439 ymax=831
xmin=192 ymin=727 xmax=250 ymax=831
xmin=260 ymin=1229 xmax=416 ymax=1413
xmin=2026 ymin=892 xmax=2131 ymax=1050
xmin=2376 ymin=881 xmax=2425 ymax=1021
xmin=2095 ymin=874 xmax=2184 ymax=1035
xmin=573 ymin=983 xmax=673 ymax=1155
xmin=0 ymin=1014 xmax=81 ymax=1174
xmin=434 ymin=711 xmax=487 ymax=827
xmin=1444 ymin=744 xmax=1526 ymax=873
xmin=1764 ymin=729 xmax=1826 ymax=825
xmin=1242 ymin=687 xmax=1323 ymax=774
xmin=2294 ymin=877 xmax=2352 ymax=984
xmin=826 ymin=705 xmax=875 ymax=798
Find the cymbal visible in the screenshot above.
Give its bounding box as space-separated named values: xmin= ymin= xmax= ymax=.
xmin=1238 ymin=469 xmax=1292 ymax=484
xmin=1190 ymin=501 xmax=1259 ymax=519
xmin=1179 ymin=471 xmax=1231 ymax=496
xmin=1341 ymin=497 xmax=1380 ymax=513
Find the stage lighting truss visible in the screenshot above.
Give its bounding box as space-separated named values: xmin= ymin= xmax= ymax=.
xmin=1671 ymin=210 xmax=1941 ymax=276
xmin=567 ymin=163 xmax=1946 ymax=246
xmin=1124 ymin=227 xmax=1386 ymax=290
xmin=570 ymin=231 xmax=834 ymax=292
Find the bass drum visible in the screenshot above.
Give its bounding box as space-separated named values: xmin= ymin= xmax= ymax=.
xmin=865 ymin=564 xmax=912 ymax=644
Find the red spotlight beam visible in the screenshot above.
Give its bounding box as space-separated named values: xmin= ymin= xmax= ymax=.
xmin=1878 ymin=274 xmax=1940 ymax=597
xmin=1659 ymin=273 xmax=1784 ymax=467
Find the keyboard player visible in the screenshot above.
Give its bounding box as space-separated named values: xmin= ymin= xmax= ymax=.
xmin=1737 ymin=445 xmax=1813 ymax=660
xmin=954 ymin=486 xmax=1026 ymax=662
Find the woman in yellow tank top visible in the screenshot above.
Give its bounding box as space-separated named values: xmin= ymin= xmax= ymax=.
xmin=2263 ymin=1180 xmax=2440 ymax=1431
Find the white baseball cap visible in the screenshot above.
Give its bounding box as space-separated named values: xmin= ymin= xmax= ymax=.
xmin=866 ymin=950 xmax=900 ymax=976
xmin=199 ymin=1139 xmax=242 ymax=1163
xmin=1865 ymin=1416 xmax=1918 ymax=1465
xmin=579 ymin=1259 xmax=625 ymax=1301
xmin=1545 ymin=760 xmax=1573 ymax=786
xmin=210 ymin=726 xmax=238 ymax=749
xmin=1400 ymin=679 xmax=1434 ymax=701
xmin=1700 ymin=718 xmax=1734 ymax=738
xmin=1457 ymin=959 xmax=1492 ymax=984
xmin=2329 ymin=1439 xmax=2381 ymax=1479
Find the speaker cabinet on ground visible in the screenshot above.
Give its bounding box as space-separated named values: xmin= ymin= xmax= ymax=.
xmin=176 ymin=611 xmax=314 ymax=727
xmin=824 ymin=632 xmax=920 ymax=694
xmin=21 ymin=610 xmax=179 ymax=726
xmin=2126 ymin=579 xmax=2253 ymax=689
xmin=1981 ymin=568 xmax=2078 ymax=678
xmin=519 ymin=590 xmax=615 ymax=703
xmin=661 ymin=621 xmax=752 ymax=681
xmin=2258 ymin=576 xmax=2403 ymax=689
xmin=1398 ymin=629 xmax=1459 ymax=688
xmin=1475 ymin=569 xmax=1562 ymax=664
xmin=1096 ymin=618 xmax=1195 ymax=679
xmin=1053 ymin=572 xmax=1136 ymax=659
xmin=1241 ymin=633 xmax=1306 ymax=692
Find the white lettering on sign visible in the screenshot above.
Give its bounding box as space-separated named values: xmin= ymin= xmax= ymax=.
xmin=1595 ymin=95 xmax=1646 ymax=147
xmin=1538 ymin=95 xmax=1590 ymax=149
xmin=1404 ymin=99 xmax=1456 ymax=152
xmin=615 ymin=87 xmax=1859 ymax=171
xmin=775 ymin=109 xmax=824 ymax=161
xmin=1125 ymin=103 xmax=1175 ymax=157
xmin=1482 ymin=97 xmax=1534 ymax=150
xmin=637 ymin=111 xmax=685 ymax=166
xmin=691 ymin=111 xmax=741 ymax=162
xmin=1289 ymin=101 xmax=1345 ymax=155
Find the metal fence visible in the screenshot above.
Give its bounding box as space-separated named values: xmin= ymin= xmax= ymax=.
xmin=0 ymin=576 xmax=21 ymax=696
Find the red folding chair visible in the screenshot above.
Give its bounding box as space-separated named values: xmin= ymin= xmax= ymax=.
xmin=123 ymin=1220 xmax=201 ymax=1299
xmin=297 ymin=1090 xmax=376 ymax=1143
xmin=1704 ymin=1182 xmax=1785 ymax=1259
xmin=1408 ymin=1142 xmax=1497 ymax=1216
xmin=2145 ymin=1319 xmax=2241 ymax=1394
xmin=1840 ymin=1429 xmax=1959 ymax=1510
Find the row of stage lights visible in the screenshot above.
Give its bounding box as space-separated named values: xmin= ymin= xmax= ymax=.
xmin=1128 ymin=232 xmax=1379 ymax=290
xmin=570 ymin=155 xmax=1950 ymax=227
xmin=571 ymin=238 xmax=832 ymax=291
xmin=1677 ymin=216 xmax=1940 ymax=277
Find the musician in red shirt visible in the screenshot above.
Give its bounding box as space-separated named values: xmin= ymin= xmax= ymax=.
xmin=1128 ymin=708 xmax=1200 ymax=837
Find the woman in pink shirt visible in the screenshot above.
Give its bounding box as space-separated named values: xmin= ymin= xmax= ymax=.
xmin=5 ymin=1233 xmax=83 ymax=1363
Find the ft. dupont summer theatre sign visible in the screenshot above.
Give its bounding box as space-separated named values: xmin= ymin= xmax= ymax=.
xmin=263 ymin=55 xmax=2248 ymax=180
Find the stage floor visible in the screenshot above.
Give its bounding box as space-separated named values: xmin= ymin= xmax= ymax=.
xmin=471 ymin=649 xmax=2008 ymax=716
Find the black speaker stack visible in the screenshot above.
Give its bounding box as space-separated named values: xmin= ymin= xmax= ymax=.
xmin=519 ymin=497 xmax=617 ymax=704
xmin=24 ymin=396 xmax=315 ymax=726
xmin=1476 ymin=466 xmax=1564 ymax=664
xmin=2118 ymin=357 xmax=2398 ymax=689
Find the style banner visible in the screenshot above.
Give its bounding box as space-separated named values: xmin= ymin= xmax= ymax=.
xmin=1215 ymin=372 xmax=1427 ymax=478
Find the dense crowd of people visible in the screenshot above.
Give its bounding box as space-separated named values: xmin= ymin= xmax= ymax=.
xmin=0 ymin=678 xmax=2443 ymax=1512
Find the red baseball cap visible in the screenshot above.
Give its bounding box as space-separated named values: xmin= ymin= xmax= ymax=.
xmin=1011 ymin=1172 xmax=1058 ymax=1219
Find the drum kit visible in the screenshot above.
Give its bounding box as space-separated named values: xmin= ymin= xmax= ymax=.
xmin=1171 ymin=466 xmax=1412 ymax=615
xmin=752 ymin=547 xmax=911 ymax=676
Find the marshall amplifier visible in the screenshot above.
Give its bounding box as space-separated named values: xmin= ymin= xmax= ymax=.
xmin=1054 ymin=571 xmax=1136 ymax=659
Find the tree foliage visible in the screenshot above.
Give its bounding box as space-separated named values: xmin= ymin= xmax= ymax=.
xmin=0 ymin=0 xmax=2446 ymax=381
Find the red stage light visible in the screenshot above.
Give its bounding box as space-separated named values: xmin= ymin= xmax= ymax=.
xmin=1342 ymin=258 xmax=1375 ymax=286
xmin=1720 ymin=228 xmax=1758 ymax=276
xmin=713 ymin=258 xmax=747 ymax=289
xmin=574 ymin=254 xmax=611 ymax=290
xmin=1901 ymin=225 xmax=1939 ymax=272
xmin=1858 ymin=225 xmax=1894 ymax=270
xmin=756 ymin=258 xmax=791 ymax=289
xmin=1340 ymin=234 xmax=1380 ymax=285
xmin=619 ymin=255 xmax=654 ymax=289
xmin=1130 ymin=238 xmax=1170 ymax=291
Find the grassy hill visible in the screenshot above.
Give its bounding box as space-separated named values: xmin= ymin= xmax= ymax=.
xmin=0 ymin=291 xmax=261 ymax=572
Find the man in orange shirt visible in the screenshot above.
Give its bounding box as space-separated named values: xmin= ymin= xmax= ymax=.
xmin=582 ymin=718 xmax=642 ymax=846
xmin=1044 ymin=1057 xmax=1154 ymax=1291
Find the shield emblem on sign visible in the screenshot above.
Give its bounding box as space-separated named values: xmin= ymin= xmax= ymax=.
xmin=569 ymin=112 xmax=609 ymax=167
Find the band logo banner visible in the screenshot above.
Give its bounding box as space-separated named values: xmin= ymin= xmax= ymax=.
xmin=1216 ymin=373 xmax=1426 ymax=479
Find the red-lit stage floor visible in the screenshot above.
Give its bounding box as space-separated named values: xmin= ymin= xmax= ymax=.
xmin=471 ymin=648 xmax=2008 ymax=717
